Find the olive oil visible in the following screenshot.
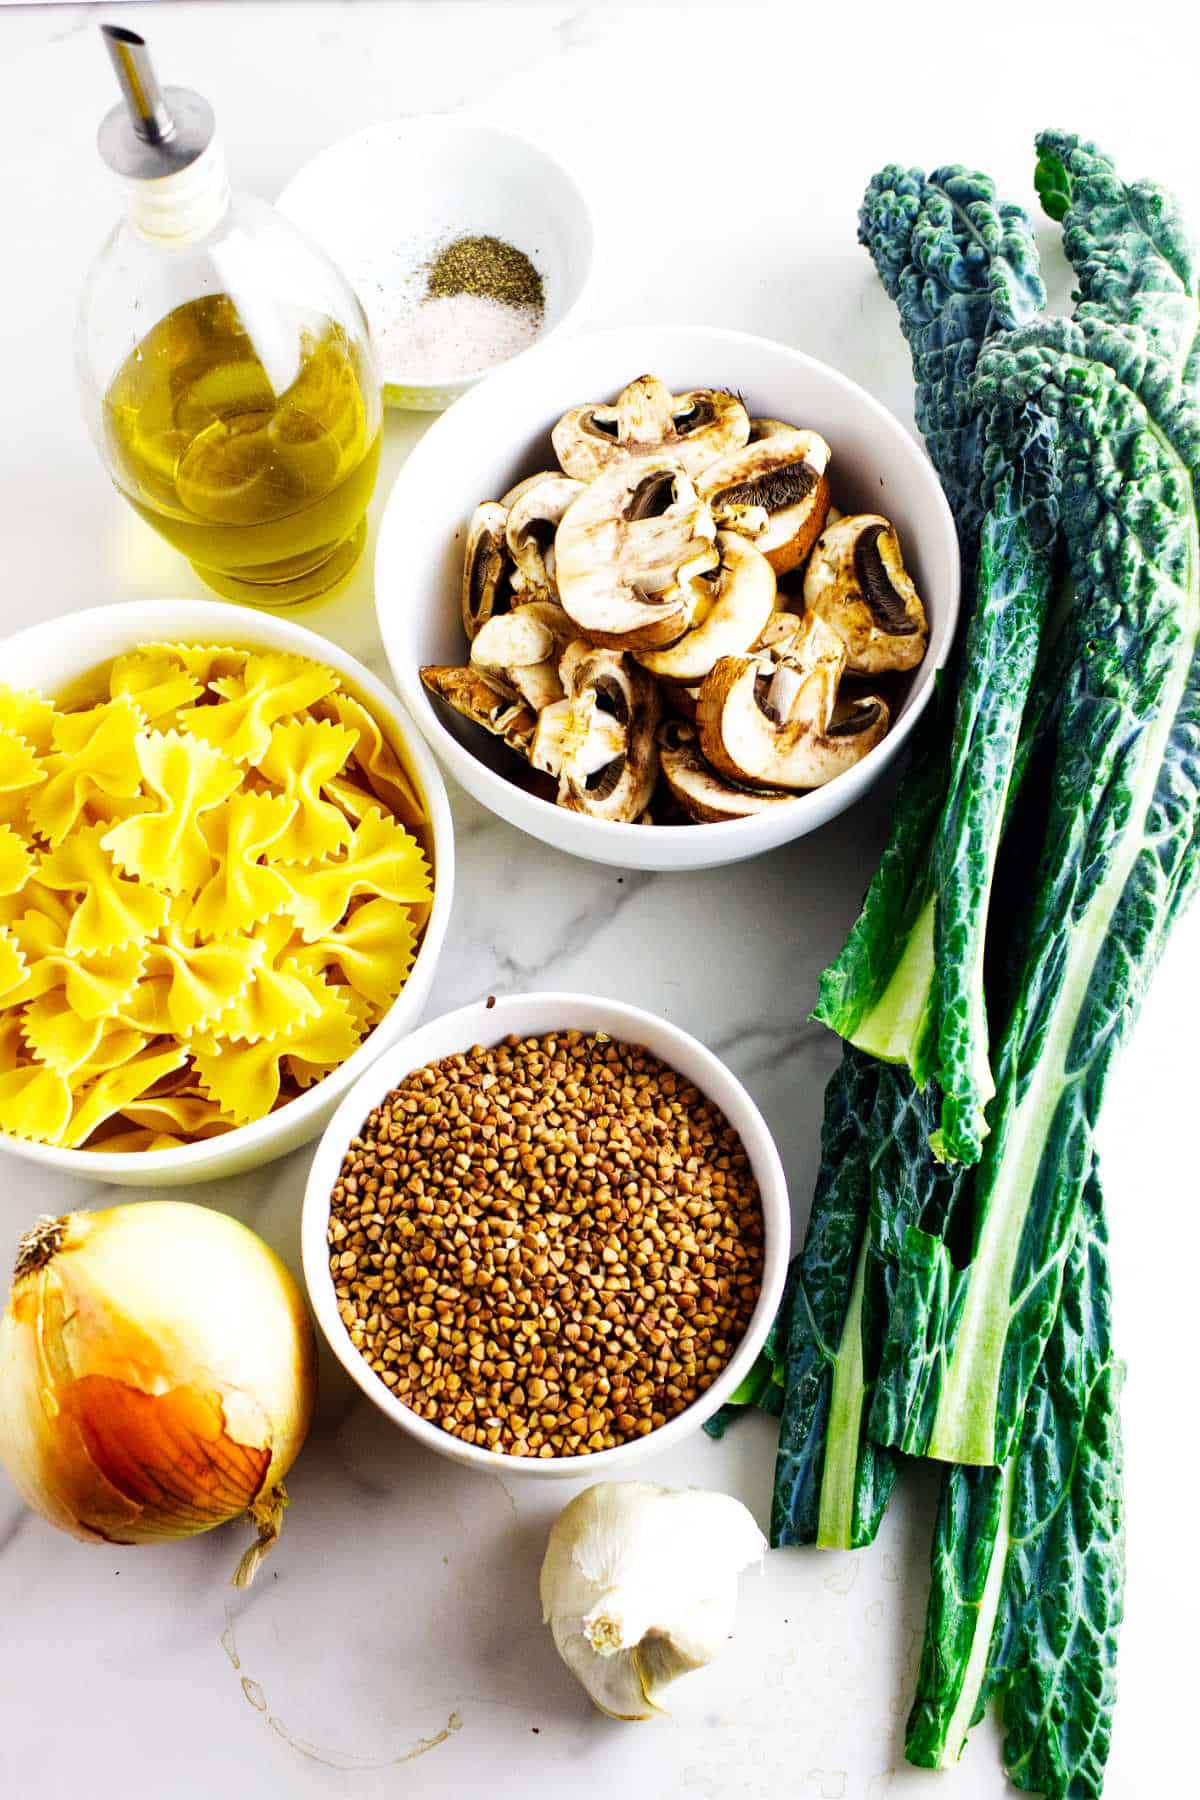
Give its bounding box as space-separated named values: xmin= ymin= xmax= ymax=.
xmin=103 ymin=295 xmax=381 ymax=604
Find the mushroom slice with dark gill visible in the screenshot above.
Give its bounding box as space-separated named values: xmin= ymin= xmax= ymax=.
xmin=504 ymin=472 xmax=586 ymax=601
xmin=554 ymin=458 xmax=718 ymax=651
xmin=469 ymin=602 xmax=576 ymax=713
xmin=697 ymin=611 xmax=889 ymax=790
xmin=420 ymin=665 xmax=538 ymax=758
xmin=552 ymin=375 xmax=750 ymax=482
xmin=462 ymin=501 xmax=515 ymax=642
xmin=531 ymin=643 xmax=662 ymax=822
xmin=697 ymin=422 xmax=832 ymax=575
xmin=658 ymin=718 xmax=795 ymax=822
xmin=636 ymin=531 xmax=777 ymax=683
xmin=803 ymin=513 xmax=928 ymax=675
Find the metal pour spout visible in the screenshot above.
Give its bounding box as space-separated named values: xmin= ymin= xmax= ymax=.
xmin=96 ymin=22 xmax=215 ymax=181
xmin=102 ymin=24 xmax=176 ymax=147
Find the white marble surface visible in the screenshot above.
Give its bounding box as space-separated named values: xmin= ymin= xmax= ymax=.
xmin=2 ymin=4 xmax=1198 ymax=1796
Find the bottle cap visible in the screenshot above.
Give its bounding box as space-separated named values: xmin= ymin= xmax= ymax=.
xmin=97 ymin=23 xmax=215 ymax=180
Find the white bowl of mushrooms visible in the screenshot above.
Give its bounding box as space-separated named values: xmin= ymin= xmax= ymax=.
xmin=377 ymin=325 xmax=960 ymax=871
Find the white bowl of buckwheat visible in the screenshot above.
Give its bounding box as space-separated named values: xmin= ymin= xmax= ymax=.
xmin=302 ymin=991 xmax=789 ymax=1477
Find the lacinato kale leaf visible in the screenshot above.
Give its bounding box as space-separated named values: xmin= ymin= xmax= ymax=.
xmin=857 ymin=165 xmax=1046 ymax=561
xmin=730 ymin=130 xmax=1147 ymax=1800
xmin=770 ymin=1049 xmax=896 ymax=1548
xmin=809 ymin=705 xmax=946 ymax=1065
xmin=877 ymin=132 xmax=1200 ymax=1467
xmin=816 ymin=168 xmax=1054 ymax=1165
xmin=772 ymin=1055 xmax=965 ymax=1549
xmin=1035 ymin=149 xmax=1073 ymax=223
xmin=907 ymin=1170 xmax=1124 ymax=1799
xmin=926 ymin=406 xmax=1060 ymax=1162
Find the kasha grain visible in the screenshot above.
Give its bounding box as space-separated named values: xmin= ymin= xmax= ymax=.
xmin=328 ymin=1030 xmax=765 ymax=1457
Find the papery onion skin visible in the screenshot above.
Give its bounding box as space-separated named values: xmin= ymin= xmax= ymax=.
xmin=0 ymin=1203 xmax=316 ymax=1554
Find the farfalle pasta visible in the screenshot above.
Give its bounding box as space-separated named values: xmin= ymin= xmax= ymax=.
xmin=0 ymin=645 xmax=431 ymax=1151
xmin=254 ymin=719 xmax=357 ymax=863
xmin=0 ymin=827 xmax=34 ymax=897
xmin=39 ymin=824 xmax=170 ymax=953
xmin=28 ymin=696 xmax=145 ymax=846
xmin=185 ymin=792 xmax=296 ymax=936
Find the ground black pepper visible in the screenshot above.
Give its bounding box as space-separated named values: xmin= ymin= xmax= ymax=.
xmin=425 ymin=234 xmax=545 ymax=315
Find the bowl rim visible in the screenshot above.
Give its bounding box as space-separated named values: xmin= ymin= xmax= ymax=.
xmin=0 ymin=597 xmax=455 ymax=1177
xmin=301 ymin=989 xmax=791 ymax=1476
xmin=276 ymin=118 xmax=598 ymax=394
xmin=377 ymin=320 xmax=961 ymax=849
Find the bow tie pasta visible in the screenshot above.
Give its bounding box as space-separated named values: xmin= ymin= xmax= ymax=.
xmin=0 ymin=645 xmax=431 ymax=1151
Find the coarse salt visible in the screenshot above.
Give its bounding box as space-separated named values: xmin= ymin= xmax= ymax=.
xmin=377 ymin=291 xmax=543 ymax=382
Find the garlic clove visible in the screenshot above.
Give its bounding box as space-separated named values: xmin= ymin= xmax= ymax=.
xmin=633 ymin=1630 xmax=710 ymax=1712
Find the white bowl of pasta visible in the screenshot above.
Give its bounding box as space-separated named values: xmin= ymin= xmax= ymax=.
xmin=0 ymin=599 xmax=454 ymax=1186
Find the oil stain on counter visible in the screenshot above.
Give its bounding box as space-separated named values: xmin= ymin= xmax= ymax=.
xmin=221 ymin=1605 xmax=463 ymax=1770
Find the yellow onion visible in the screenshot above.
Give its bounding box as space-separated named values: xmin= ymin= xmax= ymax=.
xmin=0 ymin=1202 xmax=316 ymax=1584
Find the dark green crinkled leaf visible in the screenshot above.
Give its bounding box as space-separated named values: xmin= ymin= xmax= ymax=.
xmin=907 ymin=1169 xmax=1124 ymax=1800
xmin=878 ymin=132 xmax=1200 ymax=1467
xmin=770 ymin=1049 xmax=896 ymax=1548
xmin=810 ymin=700 xmax=946 ymax=1062
xmin=771 ymin=1055 xmax=962 ymax=1548
xmin=927 ymin=405 xmax=1060 ymax=1162
xmin=818 ymin=167 xmax=1054 ymax=1167
xmin=858 ymin=165 xmax=1047 ymax=558
xmin=869 ymin=1216 xmax=961 ymax=1455
xmin=1035 ymin=149 xmax=1073 ymax=223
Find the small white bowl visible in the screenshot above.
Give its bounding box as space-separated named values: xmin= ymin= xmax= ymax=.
xmin=302 ymin=991 xmax=790 ymax=1478
xmin=277 ymin=121 xmax=595 ymax=411
xmin=376 ymin=324 xmax=961 ymax=871
xmin=0 ymin=599 xmax=454 ymax=1187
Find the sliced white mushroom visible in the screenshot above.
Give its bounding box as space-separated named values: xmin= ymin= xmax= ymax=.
xmin=697 ymin=612 xmax=889 ymax=790
xmin=533 ymin=692 xmax=627 ymax=782
xmin=504 ymin=472 xmax=586 ymax=601
xmin=469 ymin=602 xmax=576 ymax=712
xmin=658 ymin=719 xmax=795 ymax=822
xmin=555 ymin=459 xmax=719 ymax=651
xmin=636 ymin=532 xmax=777 ymax=683
xmin=500 ymin=472 xmax=554 ymax=508
xmin=803 ymin=514 xmax=928 ymax=674
xmin=752 ymin=608 xmax=806 ymax=659
xmin=471 ymin=606 xmax=560 ymax=671
xmin=697 ymin=423 xmax=832 ymax=575
xmin=531 ymin=643 xmax=661 ymax=822
xmin=462 ymin=501 xmax=515 ymax=642
xmin=552 ymin=375 xmax=750 ymax=482
xmin=420 ymin=664 xmax=538 ymax=757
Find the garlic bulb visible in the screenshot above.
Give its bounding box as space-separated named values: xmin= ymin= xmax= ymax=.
xmin=0 ymin=1204 xmax=316 ymax=1583
xmin=540 ymin=1480 xmax=764 ymax=1719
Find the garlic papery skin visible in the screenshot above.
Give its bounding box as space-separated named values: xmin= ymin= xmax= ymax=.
xmin=540 ymin=1481 xmax=765 ymax=1720
xmin=0 ymin=1204 xmax=316 ymax=1582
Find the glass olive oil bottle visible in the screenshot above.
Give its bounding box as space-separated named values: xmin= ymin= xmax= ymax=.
xmin=79 ymin=27 xmax=381 ymax=605
xmin=103 ymin=298 xmax=380 ymax=601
